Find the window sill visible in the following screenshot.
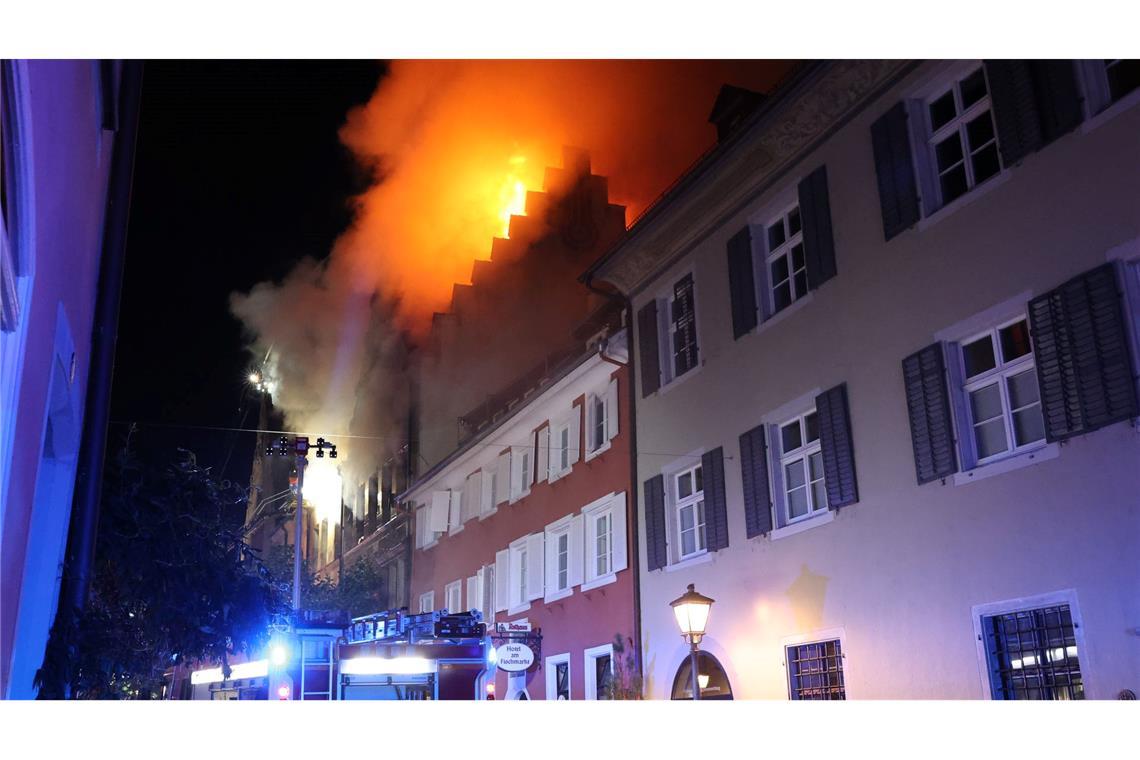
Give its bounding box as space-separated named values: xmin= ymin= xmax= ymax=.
xmin=1081 ymin=88 xmax=1140 ymax=135
xmin=548 ymin=467 xmax=573 ymax=483
xmin=769 ymin=509 xmax=834 ymax=541
xmin=748 ymin=292 xmax=815 ymax=340
xmin=584 ymin=441 xmax=612 ymax=462
xmin=664 ymin=551 xmax=713 ymax=573
xmin=507 ymin=602 xmax=531 ymax=616
xmin=509 ymin=489 xmax=531 ymax=505
xmin=952 ymin=442 xmax=1059 ymax=486
xmin=657 ymin=361 xmax=704 ymax=398
xmin=478 ymin=507 xmax=498 ymax=521
xmin=421 ymin=539 xmax=439 ymax=551
xmin=544 ymin=587 xmax=573 ymax=604
xmin=916 ymin=171 xmax=1011 ymax=234
xmin=449 ymin=524 xmax=464 ymax=536
xmin=581 ymin=573 xmax=617 ymax=592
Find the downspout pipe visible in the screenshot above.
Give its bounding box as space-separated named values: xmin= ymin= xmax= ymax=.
xmin=583 ymin=276 xmax=644 ymax=695
xmin=39 ymin=60 xmax=143 ymax=698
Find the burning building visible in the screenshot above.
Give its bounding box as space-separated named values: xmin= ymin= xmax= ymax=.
xmin=416 ymin=146 xmax=627 ymax=469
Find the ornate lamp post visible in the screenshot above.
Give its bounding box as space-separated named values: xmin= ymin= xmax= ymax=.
xmin=670 ymin=583 xmax=715 ymax=701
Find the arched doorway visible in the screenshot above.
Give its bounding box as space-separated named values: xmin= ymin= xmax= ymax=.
xmin=670 ymin=651 xmax=733 ymax=700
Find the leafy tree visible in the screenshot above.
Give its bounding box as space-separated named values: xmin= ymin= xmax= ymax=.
xmin=264 ymin=543 xmax=389 ymax=619
xmin=36 ymin=447 xmax=286 ymax=699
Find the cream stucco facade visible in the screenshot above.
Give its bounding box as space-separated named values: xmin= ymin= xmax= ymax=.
xmin=590 ymin=60 xmax=1140 ymax=699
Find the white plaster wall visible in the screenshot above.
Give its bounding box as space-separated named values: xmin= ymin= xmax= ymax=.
xmin=632 ymin=62 xmax=1140 ymax=700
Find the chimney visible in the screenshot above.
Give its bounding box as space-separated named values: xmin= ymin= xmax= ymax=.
xmin=707 ymin=84 xmax=767 ymax=144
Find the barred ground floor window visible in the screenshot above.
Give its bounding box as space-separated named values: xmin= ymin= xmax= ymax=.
xmin=786 ymin=639 xmax=845 ymax=700
xmin=982 ymin=604 xmax=1083 ymax=700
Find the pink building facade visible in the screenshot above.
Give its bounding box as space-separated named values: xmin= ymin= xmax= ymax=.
xmin=405 ymin=328 xmax=638 ymax=700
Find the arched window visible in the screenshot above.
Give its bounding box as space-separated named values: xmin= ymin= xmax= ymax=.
xmin=670 ymin=651 xmax=733 ymax=700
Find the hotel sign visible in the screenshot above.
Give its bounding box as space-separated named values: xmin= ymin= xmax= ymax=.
xmin=495 ymin=621 xmax=532 ymax=633
xmin=495 ymin=642 xmax=535 ymax=672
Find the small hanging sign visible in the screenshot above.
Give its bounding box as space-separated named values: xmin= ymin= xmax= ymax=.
xmin=495 ymin=642 xmax=535 ymax=672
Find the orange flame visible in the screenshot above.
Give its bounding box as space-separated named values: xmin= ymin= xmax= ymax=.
xmin=333 ymin=60 xmax=791 ymax=333
xmin=497 ymin=154 xmax=529 ymax=238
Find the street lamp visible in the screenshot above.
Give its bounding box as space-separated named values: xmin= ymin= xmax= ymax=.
xmin=670 ymin=583 xmax=714 ymax=701
xmin=265 ymin=435 xmax=338 ymax=612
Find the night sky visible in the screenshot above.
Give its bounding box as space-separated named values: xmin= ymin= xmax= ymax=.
xmin=109 ymin=61 xmax=384 ymax=482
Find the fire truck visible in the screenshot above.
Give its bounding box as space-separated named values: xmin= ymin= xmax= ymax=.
xmin=175 ymin=609 xmax=490 ymax=700
xmin=337 ymin=609 xmax=489 ymax=700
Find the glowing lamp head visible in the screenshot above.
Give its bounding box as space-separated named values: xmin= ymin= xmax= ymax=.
xmin=698 ymin=673 xmax=710 ymax=690
xmin=248 ymin=372 xmax=261 ymax=384
xmin=670 ymin=583 xmax=715 ymax=644
xmin=277 ymin=685 xmax=291 ymax=700
xmin=270 ymin=644 xmax=288 ymax=667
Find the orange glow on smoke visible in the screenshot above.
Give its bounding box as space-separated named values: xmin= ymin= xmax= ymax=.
xmin=331 ymin=60 xmax=791 ymax=334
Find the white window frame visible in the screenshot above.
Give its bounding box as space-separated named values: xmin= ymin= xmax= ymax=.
xmin=672 ymin=463 xmax=706 ymax=562
xmin=955 ymin=314 xmax=1047 ymax=469
xmin=447 ymin=489 xmax=463 ymax=535
xmin=549 ymin=411 xmax=579 ymax=481
xmin=462 ymin=471 xmax=482 ymax=524
xmin=466 ymin=573 xmax=480 ymax=614
xmin=585 ymin=391 xmax=608 ymax=459
xmin=480 ymin=562 xmax=496 ymax=625
xmin=898 ymin=60 xmax=1011 ymax=226
xmin=585 ymin=377 xmax=619 ymax=461
xmin=970 ymin=589 xmax=1087 ymax=701
xmin=581 ymin=492 xmax=625 ymax=591
xmin=776 ymin=408 xmax=828 ymax=526
xmin=545 ymin=652 xmax=572 ymax=700
xmin=1078 ymin=59 xmax=1140 ymax=126
xmin=494 ymin=450 xmax=511 ymax=506
xmin=444 ymin=579 xmax=462 ymax=614
xmin=480 ymin=466 xmax=497 ymax=519
xmin=583 ymin=643 xmax=615 ymax=701
xmin=510 ymin=441 xmax=533 ymax=502
xmin=543 ymin=515 xmax=574 ymax=603
xmin=921 ymin=63 xmax=1003 ymax=212
xmin=762 ymin=201 xmax=808 ymax=315
xmin=418 ymin=590 xmax=434 ymax=613
xmin=508 ymin=537 xmax=530 ymax=615
xmin=415 ymin=504 xmax=439 ymax=549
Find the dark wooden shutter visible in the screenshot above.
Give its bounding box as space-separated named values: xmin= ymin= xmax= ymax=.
xmin=1028 ymin=263 xmax=1139 ymax=442
xmin=637 ymin=300 xmax=660 ymax=398
xmin=798 ymin=165 xmax=837 ymax=289
xmin=985 ymin=60 xmax=1044 ymax=167
xmin=1030 ymin=60 xmax=1083 ymax=142
xmin=701 ymin=447 xmax=729 ymax=552
xmin=815 ymin=383 xmax=859 ymax=508
xmin=643 ymin=474 xmax=667 ymax=571
xmin=672 ymin=274 xmax=699 ymax=374
xmin=871 ymin=102 xmax=920 ymax=241
xmin=902 ymin=343 xmax=959 ymax=484
xmin=726 ymin=226 xmax=758 ymax=339
xmin=986 ymin=60 xmax=1082 ymax=167
xmin=739 ymin=424 xmax=773 ymax=538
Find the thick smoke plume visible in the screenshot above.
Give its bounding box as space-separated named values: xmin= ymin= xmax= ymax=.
xmin=231 ymin=60 xmax=789 ymax=488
